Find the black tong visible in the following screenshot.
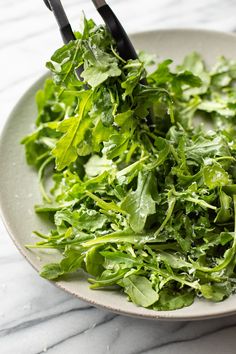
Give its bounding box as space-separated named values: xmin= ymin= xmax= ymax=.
xmin=43 ymin=0 xmax=138 ymax=60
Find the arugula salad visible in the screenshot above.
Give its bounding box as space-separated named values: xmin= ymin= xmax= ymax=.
xmin=22 ymin=18 xmax=236 ymax=310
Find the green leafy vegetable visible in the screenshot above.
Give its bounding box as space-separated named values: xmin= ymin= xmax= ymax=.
xmin=52 ymin=90 xmax=92 ymax=170
xmin=121 ymin=171 xmax=156 ymax=233
xmin=119 ymin=275 xmax=159 ymax=308
xmin=81 ymin=47 xmax=121 ymax=88
xmin=22 ymin=17 xmax=236 ymax=311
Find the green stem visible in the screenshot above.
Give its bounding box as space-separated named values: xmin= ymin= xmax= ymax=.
xmin=154 ymin=196 xmax=176 ymax=237
xmin=38 ymin=156 xmax=54 ymax=203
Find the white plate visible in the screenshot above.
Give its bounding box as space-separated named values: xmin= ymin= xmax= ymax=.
xmin=1 ymin=29 xmax=236 ymax=320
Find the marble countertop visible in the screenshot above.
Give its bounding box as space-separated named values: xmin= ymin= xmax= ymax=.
xmin=2 ymin=1 xmax=236 ymax=353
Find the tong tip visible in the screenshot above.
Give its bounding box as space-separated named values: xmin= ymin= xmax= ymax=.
xmin=43 ymin=0 xmax=52 ymax=11
xmin=92 ymin=0 xmax=107 ymax=9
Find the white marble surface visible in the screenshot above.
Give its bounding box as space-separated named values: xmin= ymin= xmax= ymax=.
xmin=2 ymin=1 xmax=236 ymax=353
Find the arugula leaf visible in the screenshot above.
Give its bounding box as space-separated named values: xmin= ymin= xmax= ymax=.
xmin=52 ymin=91 xmax=92 ymax=170
xmin=119 ymin=275 xmax=159 ymax=308
xmin=81 ymin=47 xmax=121 ymax=88
xmin=154 ymin=288 xmax=195 ymax=310
xmin=85 ymin=246 xmax=104 ymax=277
xmin=203 ymin=160 xmax=230 ymax=189
xmin=84 ymin=154 xmax=114 ymax=177
xmin=121 ymin=171 xmax=156 ymax=232
xmin=215 ymin=190 xmax=232 ymax=223
xmin=40 ymin=263 xmax=63 ymax=280
xmin=121 ymin=60 xmax=144 ymax=98
xmin=102 ymin=132 xmax=132 ymax=159
xmin=46 ymin=40 xmax=83 ymax=88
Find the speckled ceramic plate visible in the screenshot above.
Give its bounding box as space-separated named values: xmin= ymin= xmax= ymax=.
xmin=2 ymin=29 xmax=236 ymax=320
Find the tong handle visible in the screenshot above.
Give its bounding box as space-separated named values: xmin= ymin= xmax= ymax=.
xmin=43 ymin=0 xmax=75 ymax=43
xmin=97 ymin=4 xmax=138 ymax=61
